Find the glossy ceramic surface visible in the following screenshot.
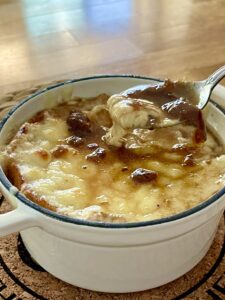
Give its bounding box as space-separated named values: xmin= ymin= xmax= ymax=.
xmin=0 ymin=76 xmax=224 ymax=292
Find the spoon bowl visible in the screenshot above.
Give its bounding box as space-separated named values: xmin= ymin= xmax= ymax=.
xmin=123 ymin=65 xmax=225 ymax=110
xmin=119 ymin=65 xmax=225 ymax=129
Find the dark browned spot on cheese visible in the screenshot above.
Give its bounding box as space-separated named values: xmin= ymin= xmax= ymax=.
xmin=87 ymin=143 xmax=99 ymax=149
xmin=121 ymin=166 xmax=129 ymax=172
xmin=182 ymin=153 xmax=195 ymax=166
xmin=131 ymin=168 xmax=158 ymax=183
xmin=6 ymin=162 xmax=24 ymax=189
xmin=67 ymin=111 xmax=91 ymax=136
xmin=19 ymin=124 xmax=29 ymax=134
xmin=86 ymin=147 xmax=106 ymax=163
xmin=36 ymin=149 xmax=50 ymax=160
xmin=29 ymin=111 xmax=45 ymax=123
xmin=65 ymin=136 xmax=85 ymax=147
xmin=52 ymin=145 xmax=68 ymax=158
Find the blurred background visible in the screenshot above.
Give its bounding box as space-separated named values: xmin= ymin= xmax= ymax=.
xmin=0 ymin=0 xmax=225 ymax=97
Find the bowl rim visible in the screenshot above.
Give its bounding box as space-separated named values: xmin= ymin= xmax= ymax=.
xmin=0 ymin=74 xmax=225 ymax=229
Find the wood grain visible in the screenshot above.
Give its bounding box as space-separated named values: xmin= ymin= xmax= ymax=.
xmin=0 ymin=0 xmax=225 ymax=97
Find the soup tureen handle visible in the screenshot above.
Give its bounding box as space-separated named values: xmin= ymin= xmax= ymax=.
xmin=0 ymin=184 xmax=37 ymax=237
xmin=0 ymin=206 xmax=36 ymax=237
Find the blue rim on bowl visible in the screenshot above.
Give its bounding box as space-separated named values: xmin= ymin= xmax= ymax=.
xmin=0 ymin=74 xmax=225 ymax=228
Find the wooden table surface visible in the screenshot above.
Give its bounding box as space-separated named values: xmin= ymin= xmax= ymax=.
xmin=0 ymin=0 xmax=225 ymax=97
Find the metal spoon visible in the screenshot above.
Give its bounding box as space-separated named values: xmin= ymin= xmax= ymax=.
xmin=123 ymin=65 xmax=225 ymax=110
xmin=173 ymin=64 xmax=225 ymax=109
xmin=118 ymin=65 xmax=225 ymax=130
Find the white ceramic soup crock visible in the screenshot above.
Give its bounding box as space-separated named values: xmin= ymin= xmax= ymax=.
xmin=0 ymin=75 xmax=225 ymax=293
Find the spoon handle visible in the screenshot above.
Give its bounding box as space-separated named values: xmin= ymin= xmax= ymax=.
xmin=205 ymin=65 xmax=225 ymax=88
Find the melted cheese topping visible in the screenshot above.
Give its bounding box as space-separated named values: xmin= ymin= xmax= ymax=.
xmin=1 ymin=95 xmax=225 ymax=223
xmin=103 ymin=94 xmax=180 ymax=148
